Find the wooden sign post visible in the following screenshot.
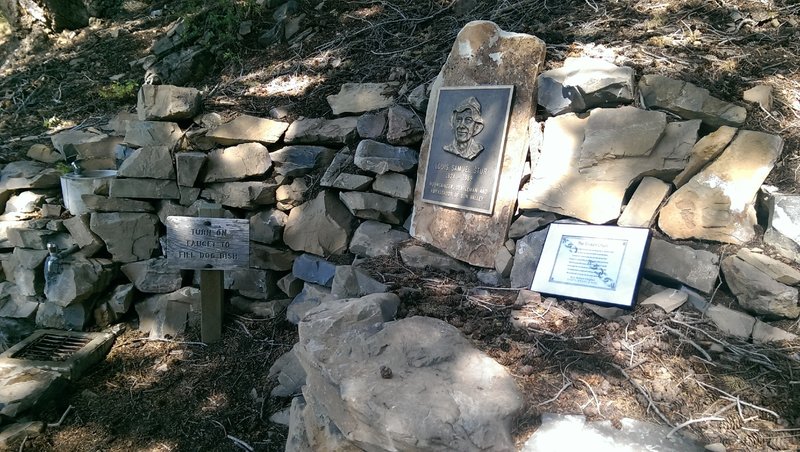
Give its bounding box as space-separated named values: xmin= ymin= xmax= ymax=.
xmin=165 ymin=215 xmax=249 ymax=343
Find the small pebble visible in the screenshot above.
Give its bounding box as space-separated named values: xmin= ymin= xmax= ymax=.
xmin=380 ymin=365 xmax=393 ymax=379
xmin=518 ymin=365 xmax=535 ymax=376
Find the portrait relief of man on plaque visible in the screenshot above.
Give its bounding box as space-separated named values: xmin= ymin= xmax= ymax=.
xmin=421 ymin=86 xmax=514 ymax=215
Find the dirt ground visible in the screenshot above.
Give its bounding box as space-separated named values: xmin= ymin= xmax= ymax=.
xmin=2 ymin=0 xmax=800 ymax=451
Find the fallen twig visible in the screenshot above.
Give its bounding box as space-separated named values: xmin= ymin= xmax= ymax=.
xmin=663 ymin=324 xmax=713 ymax=362
xmin=694 ymin=379 xmax=780 ymax=419
xmin=612 ymin=363 xmax=673 ymax=427
xmin=667 ymin=416 xmax=724 ymax=438
xmin=536 ymin=381 xmax=573 ymax=407
xmin=227 ymin=434 xmax=254 ymax=452
xmin=47 ymin=405 xmax=74 ymax=428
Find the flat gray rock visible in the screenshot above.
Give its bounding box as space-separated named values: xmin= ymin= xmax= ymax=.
xmin=137 ymin=84 xmax=201 ymax=121
xmin=283 ymin=191 xmax=355 ymax=256
xmin=284 ymin=117 xmax=358 ymax=145
xmin=204 ymin=142 xmax=272 ymax=183
xmin=372 ymin=172 xmax=414 ymax=202
xmin=122 ymin=258 xmax=185 ymax=294
xmin=510 ymin=227 xmax=549 ymax=288
xmin=330 ymin=265 xmax=387 ymax=299
xmin=200 ymin=181 xmax=278 ymax=209
xmin=537 ymin=57 xmax=635 ymax=115
xmin=90 ymin=213 xmax=160 ymax=263
xmin=206 ymin=114 xmax=288 ymax=146
xmin=270 ymin=145 xmax=336 ymax=177
xmin=249 ymin=243 xmax=297 ymax=272
xmin=109 ymin=178 xmax=180 ymax=200
xmin=399 ymin=245 xmax=471 ymax=274
xmin=249 ymin=209 xmax=287 ymax=245
xmin=326 ymin=82 xmax=398 ymax=115
xmin=123 ymin=120 xmax=183 ymax=149
xmin=386 ymin=105 xmax=424 ymax=146
xmin=349 ymin=220 xmax=410 ymax=258
xmin=640 ymin=74 xmax=747 ymax=128
xmin=721 ymin=255 xmax=799 ymax=319
xmin=764 ymin=193 xmax=800 ymax=263
xmin=292 ymin=253 xmax=337 ymax=287
xmin=644 ymin=239 xmax=719 ymax=294
xmin=354 ymin=139 xmax=418 ymax=175
xmin=118 ymin=145 xmax=176 ymax=180
xmin=659 ymin=130 xmax=782 ymax=244
xmin=339 ymin=191 xmax=407 ymax=225
xmin=175 ymin=152 xmax=207 ymax=187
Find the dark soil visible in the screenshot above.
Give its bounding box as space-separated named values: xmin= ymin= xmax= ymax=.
xmin=2 ymin=0 xmax=800 ymax=451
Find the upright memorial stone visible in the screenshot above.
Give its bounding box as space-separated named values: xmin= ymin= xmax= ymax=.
xmin=410 ymin=21 xmax=546 ymax=267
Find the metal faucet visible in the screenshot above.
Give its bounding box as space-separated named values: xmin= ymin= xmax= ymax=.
xmin=71 ymin=160 xmax=82 ymax=176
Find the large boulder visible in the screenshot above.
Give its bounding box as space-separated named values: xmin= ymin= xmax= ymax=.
xmin=295 ymin=293 xmax=522 ymax=451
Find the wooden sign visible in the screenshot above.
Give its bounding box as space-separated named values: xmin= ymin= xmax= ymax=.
xmin=531 ymin=223 xmax=650 ymax=308
xmin=420 ymin=85 xmax=514 ymax=215
xmin=165 ymin=216 xmax=249 ymax=270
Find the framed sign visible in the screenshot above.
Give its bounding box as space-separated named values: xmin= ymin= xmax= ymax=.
xmin=420 ymin=85 xmax=514 ymax=215
xmin=165 ymin=216 xmax=249 ymax=270
xmin=531 ymin=223 xmax=650 ymax=308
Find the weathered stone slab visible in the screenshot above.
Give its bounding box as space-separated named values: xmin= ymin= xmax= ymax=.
xmin=639 ymin=289 xmax=688 ymax=313
xmin=116 ymin=145 xmax=176 ymax=180
xmin=284 ymin=117 xmax=359 ymax=145
xmin=658 ymin=130 xmax=782 ymax=244
xmin=278 ymin=274 xmax=304 ymax=298
xmin=354 ymin=139 xmax=418 ymax=175
xmin=673 ymin=126 xmax=737 ymax=188
xmin=752 ymin=320 xmax=799 ymax=343
xmin=243 ymin=242 xmax=294 ymax=272
xmin=510 ymin=227 xmax=548 ymax=288
xmin=27 ymin=144 xmax=61 ymax=164
xmin=6 ymin=228 xmax=55 ymax=250
xmin=372 ymin=172 xmax=414 ymax=202
xmin=292 ymin=254 xmax=336 ymax=287
xmin=330 ymin=265 xmax=387 ymax=299
xmin=175 ymin=152 xmax=207 ymax=187
xmin=763 ymin=194 xmax=800 ymax=263
xmin=640 ymin=74 xmax=747 ymax=128
xmin=409 ymin=22 xmax=544 ymax=267
xmin=356 ymin=110 xmax=387 ymax=140
xmin=135 ymin=287 xmax=200 ymax=339
xmin=326 ymin=82 xmax=398 ymax=115
xmin=225 ymin=268 xmax=279 ymax=300
xmin=122 ymin=258 xmax=185 ymax=294
xmin=349 ymin=220 xmax=410 ymax=258
xmin=644 ymin=239 xmax=719 ymax=294
xmin=204 ymin=142 xmax=272 ymax=183
xmin=284 ymin=191 xmax=355 ymax=256
xmin=137 ymin=84 xmax=202 ymax=121
xmin=82 ymin=195 xmax=155 ymax=213
xmin=706 ymin=304 xmax=755 ymax=339
xmin=617 ymin=177 xmax=671 ymax=228
xmin=90 ymin=213 xmax=160 ymax=263
xmin=200 ymin=181 xmax=278 ymax=209
xmin=339 ymin=192 xmax=407 ymax=225
xmin=124 ymin=120 xmax=183 ymax=149
xmin=270 ymin=146 xmax=336 ymax=177
xmin=206 ymin=114 xmax=288 ymax=146
xmin=109 ymin=178 xmax=180 ymax=199
xmin=0 ymin=161 xmax=61 ymax=191
xmin=721 ymin=255 xmax=799 ymax=319
xmin=537 ymin=57 xmax=635 ymax=115
xmin=286 ymin=283 xmax=333 ymax=324
xmin=743 ymin=84 xmax=773 ymax=111
xmin=249 ymin=209 xmax=287 ymax=245
xmin=400 ymin=245 xmax=471 ymax=273
xmin=0 ymin=366 xmax=63 ymax=420
xmin=509 ymin=211 xmax=557 ymax=239
xmin=44 ymin=257 xmax=115 ymax=307
xmin=63 ymin=214 xmax=104 ymax=253
xmin=520 ymin=112 xmax=699 ymax=224
xmin=386 ymin=105 xmax=424 ymax=146
xmin=276 ymin=179 xmax=307 ymax=210
xmin=736 ymin=249 xmax=800 ymax=285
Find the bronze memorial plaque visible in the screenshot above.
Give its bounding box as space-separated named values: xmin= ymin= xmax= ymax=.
xmin=421 ymin=85 xmax=514 ymax=215
xmin=165 ymin=216 xmax=249 ymax=269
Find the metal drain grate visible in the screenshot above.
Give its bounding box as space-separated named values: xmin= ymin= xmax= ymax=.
xmin=11 ymin=333 xmax=93 ymax=362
